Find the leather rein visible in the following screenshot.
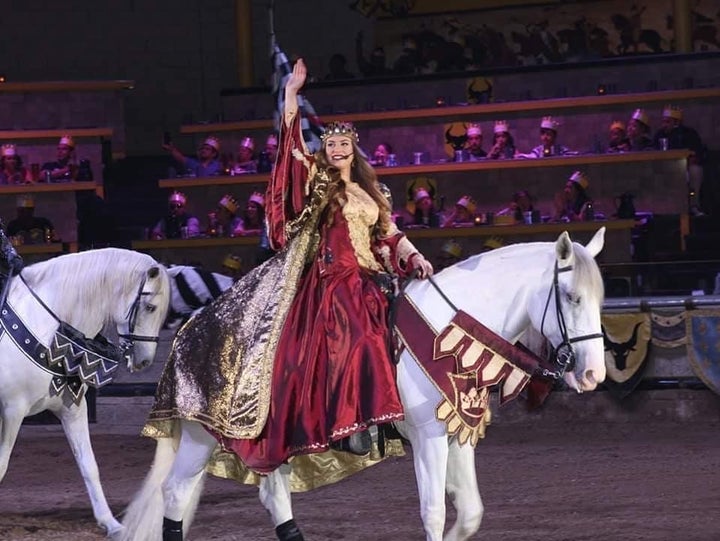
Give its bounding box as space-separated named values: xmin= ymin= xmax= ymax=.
xmin=417 ymin=261 xmax=602 ymax=381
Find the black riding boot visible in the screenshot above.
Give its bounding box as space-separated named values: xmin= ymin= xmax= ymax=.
xmin=163 ymin=517 xmax=183 ymax=541
xmin=275 ymin=518 xmax=304 ymax=540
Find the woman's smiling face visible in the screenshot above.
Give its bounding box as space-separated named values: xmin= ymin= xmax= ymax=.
xmin=324 ymin=135 xmax=354 ymax=167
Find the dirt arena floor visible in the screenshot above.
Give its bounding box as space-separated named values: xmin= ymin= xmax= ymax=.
xmin=1 ymin=410 xmax=719 ymax=541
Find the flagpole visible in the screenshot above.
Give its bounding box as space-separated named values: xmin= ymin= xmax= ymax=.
xmin=236 ymin=0 xmax=254 ymax=86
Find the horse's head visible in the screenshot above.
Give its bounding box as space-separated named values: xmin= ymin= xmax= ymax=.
xmin=526 ymin=228 xmax=607 ymax=392
xmin=116 ymin=264 xmax=171 ymax=372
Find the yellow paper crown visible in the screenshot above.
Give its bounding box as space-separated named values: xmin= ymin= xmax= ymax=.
xmin=493 ymin=120 xmax=509 ymax=134
xmin=569 ymin=170 xmax=590 ymax=190
xmin=202 ymin=136 xmax=220 ymax=152
xmin=441 ymin=239 xmax=463 ymax=258
xmin=59 ymin=135 xmax=75 ymax=148
xmin=455 ymin=195 xmax=477 ymax=214
xmin=540 ymin=116 xmax=559 ymax=130
xmin=321 ymin=121 xmax=359 ymax=143
xmin=631 ymin=108 xmax=649 ymax=126
xmin=222 ymin=254 xmax=242 ymax=271
xmin=662 ymin=104 xmax=682 ymax=120
xmin=1 ymin=144 xmax=16 ymax=157
xmin=466 ymin=123 xmax=482 ymax=136
xmin=17 ymin=193 xmax=34 ymax=208
xmin=248 ymin=191 xmax=265 ymax=207
xmin=483 ymin=236 xmax=504 ymax=250
xmin=168 ymin=190 xmax=187 ymax=205
xmin=219 ymin=194 xmax=239 ymax=214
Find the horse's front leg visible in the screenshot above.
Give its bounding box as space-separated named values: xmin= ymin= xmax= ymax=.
xmin=444 ymin=438 xmax=483 ymax=541
xmin=397 ymin=353 xmax=450 ymax=541
xmin=161 ymin=419 xmax=217 ymax=541
xmin=0 ymin=403 xmax=26 ymax=481
xmin=259 ymin=465 xmax=303 ymax=540
xmin=55 ymin=398 xmax=122 ymax=536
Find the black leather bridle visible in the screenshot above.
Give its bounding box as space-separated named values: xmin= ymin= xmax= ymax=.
xmin=19 ymin=273 xmax=161 ymax=363
xmin=539 ymin=262 xmax=604 ymax=380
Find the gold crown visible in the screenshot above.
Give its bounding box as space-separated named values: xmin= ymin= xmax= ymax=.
xmin=483 ymin=236 xmax=504 ymax=250
xmin=321 ymin=121 xmax=359 ymax=143
xmin=456 ymin=195 xmax=477 ymax=214
xmin=662 ymin=104 xmax=682 ymax=120
xmin=569 ymin=170 xmax=590 ymax=190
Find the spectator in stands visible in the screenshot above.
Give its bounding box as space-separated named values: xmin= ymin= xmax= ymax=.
xmin=518 ymin=116 xmax=573 ymax=158
xmin=40 ymin=135 xmax=78 ymax=182
xmin=464 ymin=124 xmax=486 ymax=159
xmin=325 ymin=53 xmax=355 ymax=81
xmin=356 ymin=31 xmax=389 ymax=78
xmin=626 ymin=109 xmax=653 ymax=151
xmin=552 ymin=171 xmax=593 ymax=223
xmin=209 ymin=194 xmax=243 ymax=237
xmin=163 ymin=136 xmax=222 ymax=177
xmin=436 ymin=238 xmax=464 ymax=270
xmin=402 ymin=187 xmax=442 ymax=228
xmin=0 ymin=144 xmax=31 ymax=184
xmin=496 ymin=189 xmax=536 ymax=222
xmin=607 ymin=120 xmax=630 ymax=153
xmin=442 ymin=195 xmax=477 ymax=227
xmin=235 ymin=191 xmax=266 ymax=235
xmin=151 ymin=191 xmax=201 ymax=239
xmin=652 ymin=105 xmax=706 ymax=215
xmin=487 ymin=121 xmax=517 ymax=160
xmin=221 ymin=254 xmax=244 ymax=281
xmin=233 ymin=137 xmax=257 ymax=174
xmin=370 ymin=142 xmax=393 ymax=167
xmin=256 ymin=134 xmax=278 ymax=174
xmin=6 ymin=194 xmax=54 ymax=244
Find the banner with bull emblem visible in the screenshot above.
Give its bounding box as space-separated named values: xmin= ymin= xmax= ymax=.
xmin=602 ymin=313 xmax=651 ymax=399
xmin=686 ymin=310 xmax=720 ymax=396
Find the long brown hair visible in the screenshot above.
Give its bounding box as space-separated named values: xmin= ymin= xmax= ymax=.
xmin=315 ymin=139 xmax=392 ymax=235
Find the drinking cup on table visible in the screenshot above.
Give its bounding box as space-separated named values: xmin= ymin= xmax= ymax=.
xmin=659 ymin=138 xmax=669 ymax=151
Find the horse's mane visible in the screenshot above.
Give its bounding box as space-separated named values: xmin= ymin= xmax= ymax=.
xmin=17 ymin=248 xmax=164 ymax=331
xmin=440 ymin=240 xmax=604 ymax=299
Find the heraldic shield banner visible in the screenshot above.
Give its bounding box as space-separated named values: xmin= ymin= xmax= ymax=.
xmin=602 ymin=313 xmax=651 ymax=399
xmin=686 ymin=310 xmax=720 ymax=396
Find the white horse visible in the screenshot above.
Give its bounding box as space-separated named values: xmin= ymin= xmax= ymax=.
xmin=122 ymin=228 xmax=607 ymax=541
xmin=0 ymin=248 xmax=170 ymax=536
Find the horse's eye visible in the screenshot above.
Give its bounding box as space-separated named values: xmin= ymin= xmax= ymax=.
xmin=566 ymin=293 xmax=580 ymax=304
xmin=145 ymin=304 xmax=157 ymax=313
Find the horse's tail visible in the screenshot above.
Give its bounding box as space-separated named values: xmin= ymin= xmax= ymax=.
xmin=119 ymin=436 xmax=178 ymax=541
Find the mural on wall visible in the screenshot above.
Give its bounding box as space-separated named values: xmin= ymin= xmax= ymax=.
xmin=350 ymin=0 xmax=720 ymax=78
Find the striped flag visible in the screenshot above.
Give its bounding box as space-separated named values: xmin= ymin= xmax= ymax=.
xmin=271 ymin=37 xmax=324 ymax=154
xmin=164 ymin=265 xmax=234 ymax=329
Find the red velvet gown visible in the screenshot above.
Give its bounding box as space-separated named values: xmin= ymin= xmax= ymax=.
xmin=218 ymin=118 xmax=404 ymax=473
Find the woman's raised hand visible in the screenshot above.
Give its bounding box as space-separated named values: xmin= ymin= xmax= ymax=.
xmin=286 ymin=58 xmax=307 ymax=94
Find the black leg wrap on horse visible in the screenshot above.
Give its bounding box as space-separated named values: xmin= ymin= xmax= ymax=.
xmin=163 ymin=517 xmax=183 ymax=541
xmin=275 ymin=518 xmax=304 ymax=540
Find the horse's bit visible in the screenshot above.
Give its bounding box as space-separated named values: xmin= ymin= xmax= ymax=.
xmin=539 ymin=262 xmax=603 ymax=380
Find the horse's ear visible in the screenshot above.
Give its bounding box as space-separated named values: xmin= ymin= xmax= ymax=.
xmin=585 ymin=227 xmax=606 ymax=258
xmin=147 ymin=266 xmax=160 ymax=279
xmin=555 ymin=231 xmax=573 ymax=261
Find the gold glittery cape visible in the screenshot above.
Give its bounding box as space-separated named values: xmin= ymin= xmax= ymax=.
xmin=143 ymin=169 xmax=405 ymax=490
xmin=144 ymin=171 xmax=329 ymax=440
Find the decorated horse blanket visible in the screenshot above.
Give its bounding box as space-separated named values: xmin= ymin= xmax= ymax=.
xmin=394 ymin=294 xmax=546 ymax=445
